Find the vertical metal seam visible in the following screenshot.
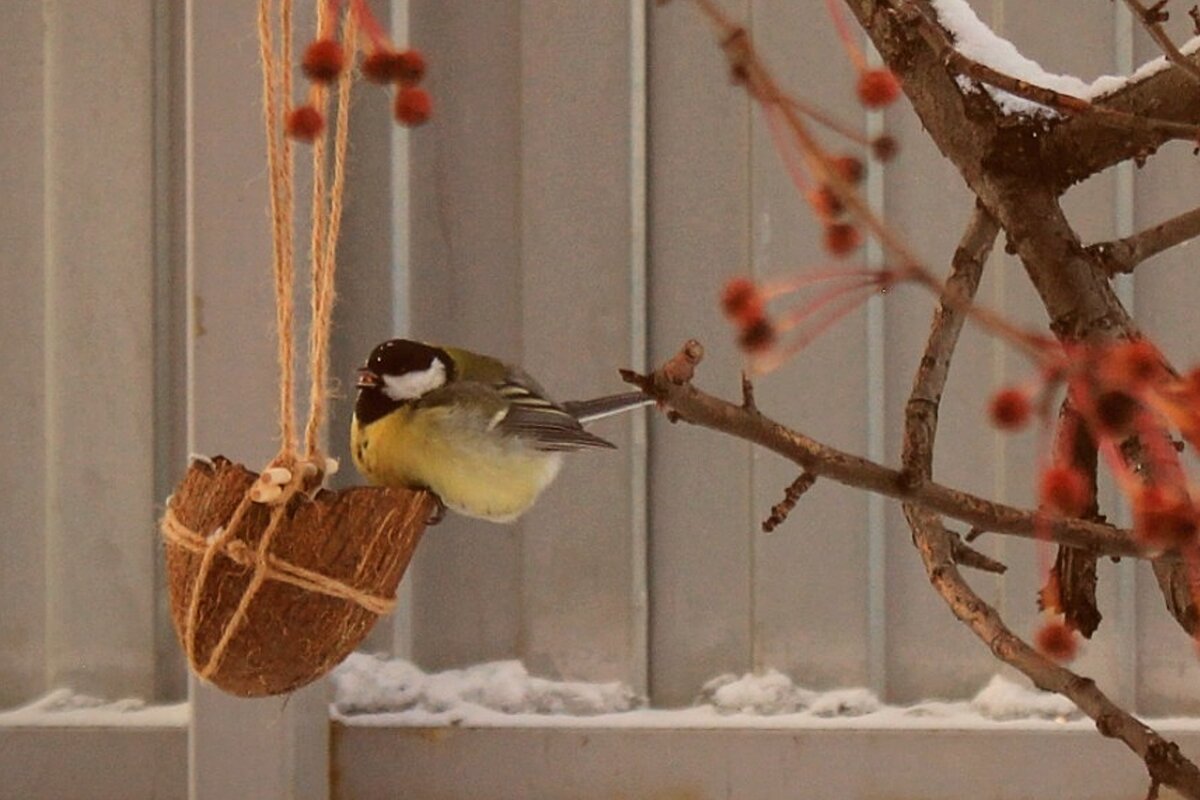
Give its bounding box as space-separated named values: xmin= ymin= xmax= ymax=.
xmin=865 ymin=43 xmax=888 ymax=699
xmin=388 ymin=0 xmax=416 ymax=661
xmin=182 ymin=0 xmax=200 ymax=793
xmin=151 ymin=0 xmax=180 ymax=703
xmin=989 ymin=0 xmax=1009 ymax=618
xmin=1112 ymin=0 xmax=1139 ymax=713
xmin=746 ymin=0 xmax=759 ymax=674
xmin=41 ymin=0 xmax=59 ymax=692
xmin=628 ymin=0 xmax=650 ymax=697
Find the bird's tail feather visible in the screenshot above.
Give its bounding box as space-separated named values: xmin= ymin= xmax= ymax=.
xmin=562 ymin=392 xmax=654 ymax=424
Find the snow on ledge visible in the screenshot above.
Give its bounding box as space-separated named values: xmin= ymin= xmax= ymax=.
xmin=0 ymin=688 xmax=188 ymax=728
xmin=930 ymin=0 xmax=1200 ymax=116
xmin=330 ymin=653 xmax=1200 ymax=732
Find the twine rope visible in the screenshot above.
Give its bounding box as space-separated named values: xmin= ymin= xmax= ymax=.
xmin=163 ymin=511 xmax=397 ymax=615
xmin=171 ymin=0 xmax=370 ymax=681
xmin=258 ymin=0 xmax=298 ymax=458
xmin=304 ymin=5 xmax=358 ymax=457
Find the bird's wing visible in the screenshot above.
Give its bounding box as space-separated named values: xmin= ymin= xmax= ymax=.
xmin=421 ymin=379 xmax=616 ymax=452
xmin=492 ymin=373 xmax=616 ymax=451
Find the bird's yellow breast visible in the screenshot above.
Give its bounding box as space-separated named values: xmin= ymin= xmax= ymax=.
xmin=351 ymin=404 xmax=562 ymax=523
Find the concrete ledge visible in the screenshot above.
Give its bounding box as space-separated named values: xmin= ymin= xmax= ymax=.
xmin=0 ymin=726 xmax=187 ymax=800
xmin=333 ymin=723 xmax=1200 ymax=800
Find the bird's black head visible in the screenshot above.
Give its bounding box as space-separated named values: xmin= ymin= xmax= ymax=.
xmin=355 ymin=339 xmax=456 ymax=425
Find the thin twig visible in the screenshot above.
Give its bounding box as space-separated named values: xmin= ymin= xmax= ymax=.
xmin=1122 ymin=0 xmax=1200 ymax=86
xmin=741 ymin=372 xmax=758 ymax=412
xmin=762 ymin=472 xmax=817 ymax=532
xmin=1088 ymin=206 xmax=1200 ymax=276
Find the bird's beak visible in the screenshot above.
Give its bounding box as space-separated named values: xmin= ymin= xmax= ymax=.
xmin=356 ymin=368 xmax=381 ymax=389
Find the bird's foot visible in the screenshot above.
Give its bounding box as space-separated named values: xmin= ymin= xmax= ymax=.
xmin=426 ymin=495 xmax=448 ymax=526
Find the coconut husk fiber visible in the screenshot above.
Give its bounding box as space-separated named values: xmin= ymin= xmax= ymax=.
xmin=161 ymin=455 xmax=433 ymax=697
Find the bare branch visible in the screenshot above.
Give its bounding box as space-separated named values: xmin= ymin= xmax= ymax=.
xmin=621 ymin=356 xmax=1153 ymax=562
xmin=898 ymin=205 xmax=1200 ymax=800
xmin=1088 ymin=206 xmax=1200 ymax=276
xmin=908 ymin=507 xmax=1200 ymax=798
xmin=1122 ymin=0 xmax=1200 ymax=86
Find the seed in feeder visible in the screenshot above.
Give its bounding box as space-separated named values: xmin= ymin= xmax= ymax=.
xmin=325 ymin=457 xmax=340 ymax=476
xmin=250 ymin=482 xmax=284 ymax=504
xmin=263 ymin=466 xmax=293 ymax=486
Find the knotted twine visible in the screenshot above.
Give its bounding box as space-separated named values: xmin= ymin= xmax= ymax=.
xmin=161 ymin=0 xmax=380 ymax=681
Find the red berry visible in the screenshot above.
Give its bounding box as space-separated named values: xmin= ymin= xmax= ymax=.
xmin=824 ymin=222 xmax=862 ymax=257
xmin=1133 ymin=485 xmax=1198 ymax=550
xmin=363 ymin=48 xmax=427 ymax=85
xmin=302 ymin=38 xmax=345 ymax=84
xmin=829 ymin=155 xmax=865 ymax=185
xmin=1039 ymin=465 xmax=1089 ymax=517
xmin=394 ymin=87 xmax=432 ymax=127
xmin=871 ymin=134 xmax=898 ymax=162
xmin=1035 ymin=621 xmax=1078 ymax=663
xmin=809 ymin=186 xmax=844 ymax=218
xmin=738 ymin=318 xmax=776 ymax=354
xmin=285 ymin=105 xmax=324 ymax=142
xmin=1093 ymin=390 xmax=1139 ymax=437
xmin=1102 ymin=340 xmax=1161 ymax=390
xmin=721 ymin=277 xmax=764 ymax=324
xmin=857 ymin=68 xmax=901 ymax=109
xmin=394 ymin=49 xmax=427 ymax=85
xmin=988 ymin=388 xmax=1032 ymax=431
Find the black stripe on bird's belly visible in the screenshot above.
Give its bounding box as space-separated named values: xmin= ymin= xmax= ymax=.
xmin=355 ymin=387 xmax=408 ymax=426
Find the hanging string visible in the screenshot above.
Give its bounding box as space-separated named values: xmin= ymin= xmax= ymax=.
xmin=304 ymin=10 xmax=358 ymax=457
xmin=257 ymin=0 xmax=299 ymax=460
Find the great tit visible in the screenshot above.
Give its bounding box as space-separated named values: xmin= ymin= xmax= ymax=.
xmin=351 ymin=339 xmax=652 ymax=522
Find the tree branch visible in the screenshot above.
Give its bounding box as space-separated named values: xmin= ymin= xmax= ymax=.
xmin=1088 ymin=206 xmax=1200 ymax=276
xmin=900 ymin=1 xmax=1200 ymax=142
xmin=899 ymin=205 xmax=1200 ymax=800
xmin=621 ymin=355 xmax=1158 ymax=562
xmin=1121 ymin=0 xmax=1200 ymax=86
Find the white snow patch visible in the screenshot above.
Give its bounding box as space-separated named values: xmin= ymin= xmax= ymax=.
xmin=698 ymin=669 xmax=814 ymax=715
xmin=931 ymin=0 xmax=1200 ymax=116
xmin=971 ymin=674 xmax=1079 ymax=721
xmin=330 ymin=656 xmax=1125 ymax=731
xmin=0 ymin=689 xmax=187 ymax=728
xmin=332 ymin=653 xmax=641 ymax=722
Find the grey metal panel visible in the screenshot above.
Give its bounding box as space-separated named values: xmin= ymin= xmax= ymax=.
xmin=647 ymin=0 xmax=755 ymax=706
xmin=41 ymin=0 xmax=158 ymax=699
xmin=516 ymin=0 xmax=647 ymax=688
xmin=0 ymin=726 xmax=187 ymax=800
xmin=994 ymin=0 xmax=1127 ymax=703
xmin=406 ymin=0 xmax=525 ymax=672
xmin=1128 ymin=99 xmax=1200 ymax=715
xmin=749 ymin=0 xmax=872 ymax=691
xmin=185 ymin=0 xmax=331 ymax=795
xmin=0 ymin=1 xmax=48 ymax=709
xmin=334 ymin=723 xmax=1192 ymax=800
xmin=327 ymin=1 xmax=405 ymax=659
xmin=881 ymin=106 xmax=994 ymax=702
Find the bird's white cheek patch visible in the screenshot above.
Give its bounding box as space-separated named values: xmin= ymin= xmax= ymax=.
xmin=382 ymin=358 xmax=447 ymax=400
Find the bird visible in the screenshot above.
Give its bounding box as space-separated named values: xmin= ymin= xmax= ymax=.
xmin=350 ymin=338 xmax=652 ymax=523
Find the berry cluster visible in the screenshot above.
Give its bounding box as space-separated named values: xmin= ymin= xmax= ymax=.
xmin=988 ymin=338 xmax=1200 ymax=661
xmin=285 ymin=0 xmax=431 ymax=143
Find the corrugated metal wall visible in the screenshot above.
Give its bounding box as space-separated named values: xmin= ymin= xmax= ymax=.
xmin=3 ymin=0 xmax=1200 ymax=720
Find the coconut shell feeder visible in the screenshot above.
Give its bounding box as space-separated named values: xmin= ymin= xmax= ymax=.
xmin=159 ymin=0 xmax=435 ymax=697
